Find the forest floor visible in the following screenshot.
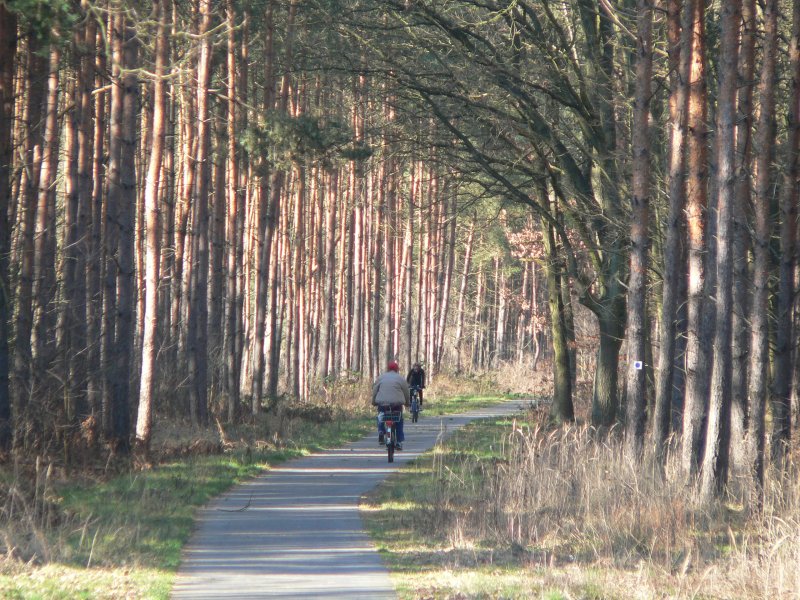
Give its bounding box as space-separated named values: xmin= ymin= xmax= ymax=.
xmin=362 ymin=409 xmax=800 ymax=599
xmin=0 ymin=374 xmax=515 ymax=599
xmin=3 ymin=366 xmax=796 ymax=599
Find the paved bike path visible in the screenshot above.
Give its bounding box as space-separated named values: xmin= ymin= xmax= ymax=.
xmin=171 ymin=400 xmax=527 ymax=599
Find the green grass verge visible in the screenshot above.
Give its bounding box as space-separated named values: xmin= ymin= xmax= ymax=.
xmin=0 ymin=417 xmax=372 ymax=599
xmin=421 ymin=393 xmax=526 ymax=417
xmin=1 ymin=393 xmax=512 ymax=599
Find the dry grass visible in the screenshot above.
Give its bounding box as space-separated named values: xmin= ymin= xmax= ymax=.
xmin=422 ymin=415 xmax=800 ymax=599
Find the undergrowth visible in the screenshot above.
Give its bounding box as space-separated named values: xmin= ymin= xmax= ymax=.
xmin=0 ymin=379 xmax=375 ymax=599
xmin=363 ymin=406 xmax=800 ymax=599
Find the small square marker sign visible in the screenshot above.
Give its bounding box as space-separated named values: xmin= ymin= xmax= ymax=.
xmin=633 ymin=361 xmax=643 ymax=370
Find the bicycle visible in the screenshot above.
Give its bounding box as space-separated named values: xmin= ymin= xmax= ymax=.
xmin=378 ymin=408 xmax=402 ymax=463
xmin=409 ymin=386 xmax=421 ymax=423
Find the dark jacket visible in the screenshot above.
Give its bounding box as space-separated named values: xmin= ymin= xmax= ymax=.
xmin=406 ymin=368 xmax=425 ymax=389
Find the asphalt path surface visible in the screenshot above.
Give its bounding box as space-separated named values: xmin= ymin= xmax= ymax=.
xmin=171 ymin=399 xmax=527 ymax=599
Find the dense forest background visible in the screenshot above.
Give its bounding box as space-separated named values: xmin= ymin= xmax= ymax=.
xmin=0 ymin=0 xmax=798 ymax=502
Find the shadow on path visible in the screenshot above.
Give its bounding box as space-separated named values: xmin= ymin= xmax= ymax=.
xmin=171 ymin=400 xmax=527 ymax=599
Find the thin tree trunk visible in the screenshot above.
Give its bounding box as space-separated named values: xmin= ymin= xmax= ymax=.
xmin=263 ymin=172 xmax=284 ymax=400
xmin=112 ymin=15 xmax=139 ymax=452
xmin=74 ymin=7 xmax=96 ymax=421
xmin=0 ymin=3 xmax=16 ymax=449
xmin=249 ymin=0 xmax=277 ymax=409
xmin=541 ymin=202 xmax=574 ymax=424
xmin=136 ymin=0 xmax=170 ymax=455
xmin=654 ymin=0 xmax=690 ymax=462
xmin=32 ymin=40 xmax=61 ymax=365
xmin=404 ymin=181 xmax=415 ymax=369
xmin=187 ymin=0 xmax=213 ymax=426
xmin=700 ymin=0 xmax=741 ymax=500
xmin=209 ymin=132 xmax=226 ymax=356
xmin=102 ymin=13 xmax=124 ymax=438
xmin=748 ymin=0 xmax=778 ymax=491
xmin=86 ymin=25 xmax=106 ymax=419
xmin=435 ymin=196 xmax=457 ymax=371
xmin=472 ymin=268 xmax=484 ymax=369
xmin=454 ymin=221 xmax=474 ymax=373
xmin=372 ymin=165 xmax=384 ymax=375
xmin=224 ymin=0 xmax=240 ymax=421
xmin=292 ymin=165 xmax=307 ymax=399
xmin=174 ymin=63 xmax=196 ymax=366
xmin=681 ymin=0 xmax=711 ymax=479
xmin=317 ymin=169 xmax=337 ymax=379
xmin=383 ymin=147 xmax=395 ymax=365
xmin=772 ymin=0 xmax=800 ymax=465
xmin=730 ymin=0 xmax=756 ymax=473
xmin=624 ymin=0 xmax=654 ymax=461
xmin=350 ymin=180 xmax=364 ymax=372
xmin=494 ymin=259 xmax=507 ymax=365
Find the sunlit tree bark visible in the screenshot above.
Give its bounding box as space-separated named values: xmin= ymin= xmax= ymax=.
xmin=681 ymin=0 xmax=711 ymax=479
xmin=136 ymin=0 xmax=170 ymax=454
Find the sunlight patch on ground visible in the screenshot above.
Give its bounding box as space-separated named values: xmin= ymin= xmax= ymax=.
xmin=0 ymin=563 xmax=171 ymax=600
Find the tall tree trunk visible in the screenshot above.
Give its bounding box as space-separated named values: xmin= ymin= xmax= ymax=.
xmin=772 ymin=0 xmax=800 ymax=465
xmin=58 ymin=12 xmax=95 ymax=426
xmin=624 ymin=0 xmax=654 ymax=461
xmin=435 ymin=196 xmax=457 ymax=371
xmin=292 ymin=165 xmax=307 ymax=399
xmin=102 ymin=13 xmax=124 ymax=439
xmin=383 ymin=154 xmax=396 ymax=365
xmin=224 ymin=0 xmax=240 ymax=420
xmin=317 ymin=169 xmax=338 ymax=379
xmin=263 ymin=172 xmax=284 ymax=400
xmin=350 ymin=175 xmax=364 ymax=372
xmin=748 ymin=0 xmax=778 ymax=491
xmin=494 ymin=259 xmax=507 ymax=365
xmin=59 ymin=72 xmax=81 ymax=424
xmin=112 ymin=15 xmax=139 ymax=452
xmin=404 ymin=180 xmax=415 ymax=370
xmin=701 ymin=0 xmax=741 ymax=500
xmin=653 ymin=0 xmax=689 ymax=460
xmin=472 ymin=268 xmax=484 ymax=369
xmin=542 ymin=183 xmax=573 ymax=423
xmin=453 ymin=221 xmax=474 ymax=373
xmin=87 ymin=24 xmax=106 ymax=418
xmin=730 ymin=0 xmax=756 ymax=473
xmin=249 ymin=0 xmax=276 ymax=410
xmin=209 ymin=133 xmax=226 ymax=356
xmin=371 ymin=166 xmax=384 ymax=375
xmin=235 ymin=11 xmax=248 ymax=407
xmin=187 ymin=0 xmax=213 ymax=426
xmin=74 ymin=6 xmax=96 ymax=421
xmin=0 ymin=3 xmax=16 ymax=449
xmin=136 ymin=0 xmax=170 ymax=454
xmin=174 ymin=65 xmax=197 ymax=367
xmin=32 ymin=40 xmax=61 ymax=366
xmin=681 ymin=0 xmax=711 ymax=479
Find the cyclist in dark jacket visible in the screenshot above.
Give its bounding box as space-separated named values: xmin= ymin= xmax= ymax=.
xmin=406 ymin=363 xmax=426 ymax=405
